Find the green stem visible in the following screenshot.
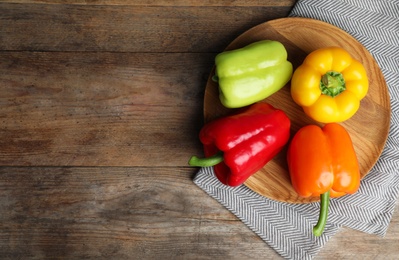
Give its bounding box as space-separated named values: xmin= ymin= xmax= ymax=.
xmin=212 ymin=75 xmax=219 ymax=82
xmin=320 ymin=71 xmax=346 ymax=97
xmin=313 ymin=190 xmax=330 ymax=237
xmin=188 ymin=151 xmax=224 ymax=167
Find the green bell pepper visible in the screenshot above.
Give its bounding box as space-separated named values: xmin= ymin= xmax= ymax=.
xmin=213 ymin=40 xmax=293 ymax=108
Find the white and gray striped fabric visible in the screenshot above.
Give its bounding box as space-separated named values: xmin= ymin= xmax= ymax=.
xmin=193 ymin=0 xmax=399 ymax=259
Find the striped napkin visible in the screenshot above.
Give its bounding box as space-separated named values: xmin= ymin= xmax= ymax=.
xmin=193 ymin=0 xmax=399 ymax=259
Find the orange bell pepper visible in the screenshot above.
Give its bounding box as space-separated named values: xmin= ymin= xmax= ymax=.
xmin=287 ymin=123 xmax=360 ymax=236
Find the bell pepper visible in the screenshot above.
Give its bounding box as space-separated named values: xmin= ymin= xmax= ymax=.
xmin=213 ymin=40 xmax=293 ymax=108
xmin=189 ymin=102 xmax=291 ymax=186
xmin=287 ymin=123 xmax=360 ymax=236
xmin=291 ymin=46 xmax=368 ymax=123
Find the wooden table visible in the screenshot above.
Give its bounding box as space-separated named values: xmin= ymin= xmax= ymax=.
xmin=0 ymin=1 xmax=397 ymax=259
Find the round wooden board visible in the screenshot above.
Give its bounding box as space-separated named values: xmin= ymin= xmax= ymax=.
xmin=203 ymin=17 xmax=391 ymax=204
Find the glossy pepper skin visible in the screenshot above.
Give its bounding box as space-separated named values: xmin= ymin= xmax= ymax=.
xmin=291 ymin=47 xmax=368 ymax=123
xmin=214 ymin=40 xmax=293 ymax=108
xmin=287 ymin=123 xmax=360 ymax=236
xmin=189 ymin=102 xmax=291 ymax=186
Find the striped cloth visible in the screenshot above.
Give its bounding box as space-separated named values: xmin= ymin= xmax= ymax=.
xmin=193 ymin=0 xmax=399 ymax=259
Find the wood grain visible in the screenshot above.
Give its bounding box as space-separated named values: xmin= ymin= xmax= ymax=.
xmin=0 ymin=166 xmax=397 ymax=259
xmin=0 ymin=3 xmax=293 ymax=53
xmin=2 ymin=0 xmax=296 ymax=6
xmin=0 ymin=1 xmax=398 ymax=260
xmin=204 ymin=18 xmax=391 ymax=203
xmin=0 ymin=167 xmax=281 ymax=259
xmin=0 ymin=51 xmax=213 ymax=166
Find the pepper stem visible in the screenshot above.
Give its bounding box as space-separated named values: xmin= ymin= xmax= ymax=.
xmin=212 ymin=75 xmax=219 ymax=82
xmin=313 ymin=190 xmax=330 ymax=237
xmin=320 ymin=71 xmax=346 ymax=97
xmin=188 ymin=151 xmax=224 ymax=167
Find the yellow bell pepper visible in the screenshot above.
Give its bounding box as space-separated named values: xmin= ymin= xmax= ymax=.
xmin=290 ymin=47 xmax=368 ymax=123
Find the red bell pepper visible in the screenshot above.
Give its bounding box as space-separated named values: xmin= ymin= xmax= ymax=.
xmin=189 ymin=102 xmax=291 ymax=186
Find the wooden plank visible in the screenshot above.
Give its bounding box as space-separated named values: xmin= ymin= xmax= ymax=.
xmin=0 ymin=166 xmax=397 ymax=259
xmin=0 ymin=51 xmax=213 ymax=166
xmin=0 ymin=3 xmax=293 ymax=52
xmin=318 ymin=215 xmax=399 ymax=259
xmin=0 ymin=166 xmax=281 ymax=259
xmin=0 ymin=0 xmax=296 ymax=7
